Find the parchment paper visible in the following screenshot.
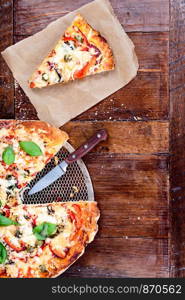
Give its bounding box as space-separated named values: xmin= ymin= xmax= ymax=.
xmin=1 ymin=0 xmax=138 ymax=128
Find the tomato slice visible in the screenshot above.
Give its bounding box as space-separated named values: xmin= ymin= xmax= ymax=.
xmin=49 ymin=243 xmax=69 ymax=259
xmin=29 ymin=82 xmax=35 ymax=88
xmin=32 ymin=216 xmax=38 ymax=227
xmin=72 ymin=204 xmax=81 ymax=214
xmin=69 ymin=210 xmax=82 ymax=228
xmin=74 ymin=56 xmax=97 ymax=79
xmin=63 ymin=36 xmax=76 ymax=43
xmin=17 ymin=269 xmax=24 ymax=278
xmin=81 ymin=47 xmax=89 ymax=51
xmin=4 ymin=236 xmax=25 ymax=252
xmin=4 ymin=209 xmax=10 ymax=217
xmin=26 ymin=267 xmax=33 ymax=278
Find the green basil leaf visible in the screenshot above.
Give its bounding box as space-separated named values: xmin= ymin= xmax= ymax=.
xmin=33 ymin=223 xmax=46 ymax=241
xmin=33 ymin=232 xmax=46 ymax=241
xmin=0 ymin=242 xmax=7 ymax=264
xmin=33 ymin=222 xmax=57 ymax=241
xmin=46 ymin=223 xmax=57 ymax=236
xmin=19 ymin=141 xmax=43 ymax=157
xmin=2 ymin=146 xmax=15 ymax=165
xmin=0 ymin=214 xmax=19 ymax=226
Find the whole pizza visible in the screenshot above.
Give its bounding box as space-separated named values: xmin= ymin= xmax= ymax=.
xmin=0 ymin=120 xmax=100 ymax=278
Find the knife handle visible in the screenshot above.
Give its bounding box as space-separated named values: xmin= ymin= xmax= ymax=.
xmin=65 ymin=129 xmax=108 ymax=164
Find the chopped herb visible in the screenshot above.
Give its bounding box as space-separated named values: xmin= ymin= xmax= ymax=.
xmin=64 ymin=54 xmax=72 ymax=62
xmin=26 ymin=245 xmax=35 ymax=253
xmin=0 ymin=201 xmax=2 ymax=208
xmin=24 ymin=215 xmax=30 ymax=220
xmin=52 ymin=224 xmax=64 ymax=238
xmin=35 ymin=240 xmax=43 ymax=247
xmin=75 ymin=35 xmax=83 ymax=43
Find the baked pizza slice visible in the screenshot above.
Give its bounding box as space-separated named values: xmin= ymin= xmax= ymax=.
xmin=29 ymin=14 xmax=114 ymax=88
xmin=0 ymin=121 xmax=68 ymax=208
xmin=0 ymin=201 xmax=99 ymax=278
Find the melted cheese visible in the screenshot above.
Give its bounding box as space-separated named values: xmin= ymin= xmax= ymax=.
xmin=0 ymin=203 xmax=80 ymax=277
xmin=31 ymin=38 xmax=94 ymax=88
xmin=0 ymin=123 xmax=63 ymax=208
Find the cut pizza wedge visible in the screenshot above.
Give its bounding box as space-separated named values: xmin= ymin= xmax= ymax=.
xmin=0 ymin=201 xmax=99 ymax=278
xmin=29 ymin=14 xmax=114 ymax=88
xmin=0 ymin=120 xmax=68 ymax=208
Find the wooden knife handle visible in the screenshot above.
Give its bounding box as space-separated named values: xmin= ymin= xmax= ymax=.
xmin=65 ymin=129 xmax=108 ymax=164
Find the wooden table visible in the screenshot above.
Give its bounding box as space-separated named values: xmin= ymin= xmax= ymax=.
xmin=0 ymin=0 xmax=184 ymax=278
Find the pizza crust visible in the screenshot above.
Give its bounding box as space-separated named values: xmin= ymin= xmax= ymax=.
xmin=72 ymin=14 xmax=114 ymax=73
xmin=47 ymin=202 xmax=100 ymax=278
xmin=16 ymin=120 xmax=68 ymax=150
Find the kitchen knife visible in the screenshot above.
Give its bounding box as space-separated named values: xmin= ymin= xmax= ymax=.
xmin=28 ymin=129 xmax=108 ymax=195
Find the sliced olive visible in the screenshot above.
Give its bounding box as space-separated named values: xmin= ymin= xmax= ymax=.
xmin=42 ymin=73 xmax=49 ymax=81
xmin=39 ymin=264 xmax=48 ymax=273
xmin=64 ymin=40 xmax=76 ymax=50
xmin=15 ymin=229 xmax=22 ymax=238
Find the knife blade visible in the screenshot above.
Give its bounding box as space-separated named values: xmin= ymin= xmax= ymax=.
xmin=28 ymin=129 xmax=108 ymax=196
xmin=28 ymin=161 xmax=68 ymax=195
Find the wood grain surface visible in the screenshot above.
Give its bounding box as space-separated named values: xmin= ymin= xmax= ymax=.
xmin=170 ymin=0 xmax=185 ymax=277
xmin=65 ymin=238 xmax=169 ymax=278
xmin=0 ymin=0 xmax=14 ymax=118
xmin=0 ymin=0 xmax=180 ymax=278
xmin=62 ymin=121 xmax=169 ymax=154
xmin=83 ymin=154 xmax=169 ymax=239
xmin=14 ymin=0 xmax=169 ymax=35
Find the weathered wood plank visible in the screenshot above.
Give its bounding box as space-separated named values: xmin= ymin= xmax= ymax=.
xmin=76 ymin=31 xmax=169 ymax=121
xmin=15 ymin=83 xmax=38 ymax=120
xmin=170 ymin=0 xmax=185 ymax=277
xmin=14 ymin=0 xmax=169 ymax=36
xmin=84 ymin=154 xmax=169 ymax=238
xmin=62 ymin=121 xmax=169 ymax=154
xmin=64 ymin=237 xmax=169 ymax=277
xmin=14 ymin=32 xmax=169 ymax=121
xmin=0 ymin=0 xmax=14 ymax=119
xmin=1 ymin=0 xmax=172 ymax=279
